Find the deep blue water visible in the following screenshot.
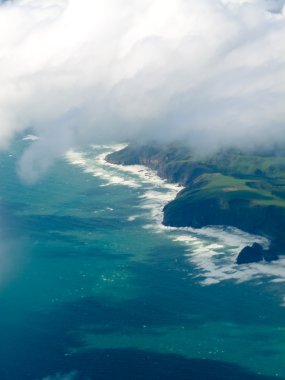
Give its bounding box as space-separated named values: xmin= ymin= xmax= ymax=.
xmin=0 ymin=138 xmax=284 ymax=380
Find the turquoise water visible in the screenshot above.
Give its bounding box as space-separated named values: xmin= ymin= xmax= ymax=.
xmin=0 ymin=139 xmax=285 ymax=380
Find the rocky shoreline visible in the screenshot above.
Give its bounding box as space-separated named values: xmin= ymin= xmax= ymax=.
xmin=107 ymin=143 xmax=285 ymax=264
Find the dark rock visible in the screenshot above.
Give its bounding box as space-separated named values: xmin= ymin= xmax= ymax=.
xmin=237 ymin=243 xmax=280 ymax=265
xmin=236 ymin=243 xmax=264 ymax=264
xmin=263 ymin=246 xmax=279 ymax=262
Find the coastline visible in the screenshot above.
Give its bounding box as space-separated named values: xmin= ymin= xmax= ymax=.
xmin=105 ymin=144 xmax=270 ymax=242
xmin=65 ymin=144 xmax=285 ymax=292
xmin=102 ymin=145 xmax=285 ymax=287
xmin=106 ymin=143 xmax=285 ymax=255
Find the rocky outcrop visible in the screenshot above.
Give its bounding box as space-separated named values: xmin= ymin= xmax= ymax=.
xmin=236 ymin=243 xmax=279 ymax=264
xmin=236 ymin=243 xmax=264 ymax=264
xmin=107 ymin=143 xmax=211 ymax=185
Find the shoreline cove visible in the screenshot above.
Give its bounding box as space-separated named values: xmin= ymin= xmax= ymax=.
xmin=66 ymin=144 xmax=285 ymax=302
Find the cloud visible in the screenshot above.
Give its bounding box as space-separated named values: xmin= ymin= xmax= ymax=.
xmin=0 ymin=0 xmax=284 ymax=180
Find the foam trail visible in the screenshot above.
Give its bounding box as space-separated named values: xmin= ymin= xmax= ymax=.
xmin=66 ymin=144 xmax=142 ymax=188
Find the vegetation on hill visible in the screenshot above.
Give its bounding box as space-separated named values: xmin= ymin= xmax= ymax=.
xmin=108 ymin=143 xmax=285 ymax=256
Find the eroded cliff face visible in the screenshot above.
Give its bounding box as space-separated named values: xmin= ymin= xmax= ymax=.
xmin=163 ymin=194 xmax=285 ymax=249
xmin=107 ymin=143 xmax=285 ymax=256
xmin=107 ymin=143 xmax=210 ymax=186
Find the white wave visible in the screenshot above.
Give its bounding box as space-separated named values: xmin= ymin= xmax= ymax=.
xmin=66 ymin=144 xmax=182 ymax=193
xmin=169 ymin=225 xmax=285 ymax=290
xmin=127 ymin=215 xmax=139 ymax=222
xmin=65 ymin=145 xmax=141 ymax=188
xmin=22 ymin=134 xmax=39 ymax=141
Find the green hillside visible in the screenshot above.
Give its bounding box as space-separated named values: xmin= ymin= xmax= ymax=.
xmin=108 ymin=143 xmax=285 ymax=253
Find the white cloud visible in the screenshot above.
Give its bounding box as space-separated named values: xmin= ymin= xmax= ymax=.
xmin=0 ymin=0 xmax=284 ymax=181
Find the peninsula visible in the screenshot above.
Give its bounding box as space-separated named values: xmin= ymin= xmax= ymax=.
xmin=107 ymin=143 xmax=285 ymax=263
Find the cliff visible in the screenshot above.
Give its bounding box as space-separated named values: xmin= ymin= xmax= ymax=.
xmin=108 ymin=143 xmax=285 ymax=258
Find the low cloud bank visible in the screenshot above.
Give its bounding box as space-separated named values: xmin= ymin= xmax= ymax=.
xmin=0 ymin=0 xmax=284 ymax=181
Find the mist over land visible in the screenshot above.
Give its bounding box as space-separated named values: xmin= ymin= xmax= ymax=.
xmin=0 ymin=0 xmax=284 ymax=181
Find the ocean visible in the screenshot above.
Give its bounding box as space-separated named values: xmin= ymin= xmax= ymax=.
xmin=0 ymin=138 xmax=284 ymax=380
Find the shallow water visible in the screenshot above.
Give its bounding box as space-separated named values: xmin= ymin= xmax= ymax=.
xmin=0 ymin=140 xmax=284 ymax=380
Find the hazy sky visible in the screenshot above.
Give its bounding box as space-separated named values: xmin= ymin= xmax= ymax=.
xmin=0 ymin=0 xmax=284 ymax=181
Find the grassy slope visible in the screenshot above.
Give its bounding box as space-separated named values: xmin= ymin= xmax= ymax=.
xmin=187 ymin=173 xmax=285 ymax=208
